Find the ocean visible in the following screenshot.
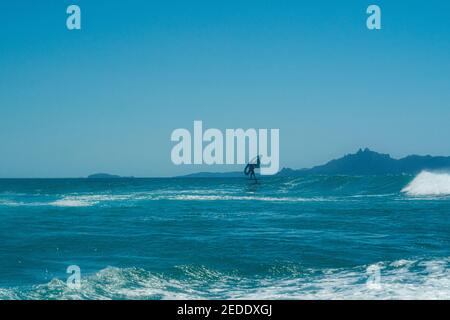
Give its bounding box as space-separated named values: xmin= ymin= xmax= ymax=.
xmin=0 ymin=172 xmax=449 ymax=300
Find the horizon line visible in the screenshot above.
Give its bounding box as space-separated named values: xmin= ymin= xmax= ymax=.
xmin=1 ymin=148 xmax=450 ymax=179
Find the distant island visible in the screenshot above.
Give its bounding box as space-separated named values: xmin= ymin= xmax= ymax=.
xmin=87 ymin=173 xmax=134 ymax=179
xmin=179 ymin=148 xmax=450 ymax=178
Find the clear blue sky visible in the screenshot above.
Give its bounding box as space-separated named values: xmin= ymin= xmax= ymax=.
xmin=1 ymin=0 xmax=449 ymax=177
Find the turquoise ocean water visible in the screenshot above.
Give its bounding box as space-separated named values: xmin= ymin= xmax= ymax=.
xmin=0 ymin=174 xmax=449 ymax=299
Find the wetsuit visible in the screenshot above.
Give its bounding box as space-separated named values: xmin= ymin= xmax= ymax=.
xmin=244 ymin=156 xmax=260 ymax=180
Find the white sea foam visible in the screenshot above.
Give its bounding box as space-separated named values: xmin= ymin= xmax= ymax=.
xmin=0 ymin=194 xmax=128 ymax=208
xmin=0 ymin=257 xmax=448 ymax=300
xmin=0 ymin=199 xmax=23 ymax=207
xmin=163 ymin=194 xmax=332 ymax=202
xmin=50 ymin=198 xmax=96 ymax=207
xmin=0 ymin=199 xmax=48 ymax=207
xmin=0 ymin=192 xmax=339 ymax=207
xmin=49 ymin=194 xmax=136 ymax=207
xmin=402 ymin=171 xmax=450 ymax=197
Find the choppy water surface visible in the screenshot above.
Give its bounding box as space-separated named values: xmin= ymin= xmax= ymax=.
xmin=0 ymin=173 xmax=449 ymax=299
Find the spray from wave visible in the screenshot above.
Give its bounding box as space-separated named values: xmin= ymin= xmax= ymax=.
xmin=0 ymin=257 xmax=448 ymax=300
xmin=402 ymin=171 xmax=450 ymax=197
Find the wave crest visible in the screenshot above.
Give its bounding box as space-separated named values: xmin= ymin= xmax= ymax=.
xmin=402 ymin=171 xmax=450 ymax=197
xmin=0 ymin=257 xmax=448 ymax=300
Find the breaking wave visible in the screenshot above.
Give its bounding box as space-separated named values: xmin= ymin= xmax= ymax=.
xmin=159 ymin=195 xmax=332 ymax=202
xmin=0 ymin=193 xmax=335 ymax=208
xmin=402 ymin=171 xmax=450 ymax=197
xmin=1 ymin=173 xmax=449 ymax=208
xmin=0 ymin=257 xmax=448 ymax=300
